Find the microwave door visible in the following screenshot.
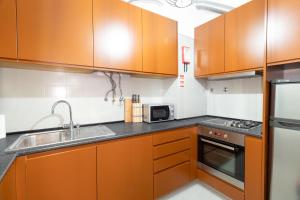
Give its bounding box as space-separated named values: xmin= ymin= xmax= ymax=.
xmin=151 ymin=106 xmax=170 ymax=121
xmin=269 ymin=123 xmax=300 ymax=200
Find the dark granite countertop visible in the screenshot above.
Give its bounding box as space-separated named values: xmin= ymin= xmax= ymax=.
xmin=0 ymin=115 xmax=262 ymax=181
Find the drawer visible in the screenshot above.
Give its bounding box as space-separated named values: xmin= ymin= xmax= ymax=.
xmin=153 ymin=138 xmax=190 ymax=159
xmin=154 ymin=161 xmax=191 ymax=198
xmin=154 ymin=150 xmax=190 ymax=173
xmin=153 ymin=128 xmax=192 ymax=146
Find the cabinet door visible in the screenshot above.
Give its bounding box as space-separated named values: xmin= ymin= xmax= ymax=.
xmin=0 ymin=0 xmax=17 ymax=59
xmin=25 ymin=146 xmax=97 ymax=200
xmin=98 ymin=135 xmax=153 ymax=200
xmin=267 ymin=0 xmax=300 ymax=64
xmin=245 ymin=136 xmax=263 ymax=200
xmin=142 ymin=10 xmax=178 ymax=75
xmin=225 ymin=0 xmax=265 ymax=72
xmin=17 ymin=0 xmax=93 ymax=66
xmin=93 ymin=0 xmax=142 ymax=71
xmin=0 ymin=162 xmax=16 ymax=200
xmin=194 ymin=15 xmax=224 ymax=76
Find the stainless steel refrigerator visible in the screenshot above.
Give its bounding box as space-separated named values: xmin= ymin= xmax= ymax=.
xmin=269 ymin=82 xmax=300 ymax=200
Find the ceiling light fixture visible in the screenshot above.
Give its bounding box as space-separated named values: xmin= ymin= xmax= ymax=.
xmin=165 ymin=0 xmax=233 ymax=13
xmin=166 ymin=0 xmax=193 ymax=8
xmin=126 ymin=0 xmax=234 ymax=14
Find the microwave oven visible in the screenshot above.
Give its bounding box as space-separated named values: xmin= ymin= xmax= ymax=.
xmin=143 ymin=104 xmax=175 ymax=123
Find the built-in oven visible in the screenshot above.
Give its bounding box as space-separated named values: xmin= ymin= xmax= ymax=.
xmin=198 ymin=126 xmax=245 ymax=190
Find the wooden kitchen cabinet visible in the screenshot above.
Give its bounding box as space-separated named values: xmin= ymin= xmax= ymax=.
xmin=16 ymin=146 xmax=97 ymax=200
xmin=0 ymin=162 xmax=16 ymax=200
xmin=245 ymin=136 xmax=263 ymax=200
xmin=153 ymin=127 xmax=197 ymax=198
xmin=17 ymin=0 xmax=93 ymax=66
xmin=0 ymin=0 xmax=17 ymax=59
xmin=142 ymin=10 xmax=178 ymax=75
xmin=194 ymin=15 xmax=225 ymax=76
xmin=267 ymin=0 xmax=300 ymax=64
xmin=225 ymin=0 xmax=265 ymax=72
xmin=93 ymin=0 xmax=142 ymax=72
xmin=98 ymin=135 xmax=153 ymax=200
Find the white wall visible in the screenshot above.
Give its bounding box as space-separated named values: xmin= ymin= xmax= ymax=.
xmin=206 ymin=77 xmax=263 ymax=122
xmin=163 ymin=34 xmax=207 ymax=118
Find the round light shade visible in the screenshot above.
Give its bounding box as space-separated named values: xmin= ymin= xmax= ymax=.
xmin=173 ymin=0 xmax=193 ymax=8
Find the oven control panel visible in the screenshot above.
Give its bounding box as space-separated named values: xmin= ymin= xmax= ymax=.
xmin=199 ymin=126 xmax=245 ymax=147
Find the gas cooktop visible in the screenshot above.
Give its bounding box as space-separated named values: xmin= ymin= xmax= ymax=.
xmin=204 ymin=118 xmax=261 ymax=130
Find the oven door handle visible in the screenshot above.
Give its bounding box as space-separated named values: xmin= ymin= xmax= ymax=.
xmin=201 ymin=138 xmax=235 ymax=151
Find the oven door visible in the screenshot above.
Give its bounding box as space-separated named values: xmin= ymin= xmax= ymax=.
xmin=150 ymin=106 xmax=170 ymax=122
xmin=198 ymin=136 xmax=245 ymax=189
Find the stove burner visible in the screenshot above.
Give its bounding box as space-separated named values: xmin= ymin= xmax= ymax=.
xmin=205 ymin=118 xmax=261 ymax=130
xmin=230 ymin=120 xmax=260 ymax=129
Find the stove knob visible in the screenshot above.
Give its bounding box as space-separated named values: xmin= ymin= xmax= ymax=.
xmin=224 ymin=134 xmax=228 ymax=139
xmin=209 ymin=131 xmax=213 ymax=135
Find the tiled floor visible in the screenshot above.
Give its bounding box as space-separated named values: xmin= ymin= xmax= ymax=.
xmin=159 ymin=181 xmax=231 ymax=200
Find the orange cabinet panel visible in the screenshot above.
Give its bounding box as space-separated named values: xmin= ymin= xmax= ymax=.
xmin=153 ymin=138 xmax=190 ymax=159
xmin=17 ymin=0 xmax=93 ymax=66
xmin=154 ymin=162 xmax=191 ymax=198
xmin=19 ymin=146 xmax=97 ymax=200
xmin=153 ymin=127 xmax=191 ymax=145
xmin=225 ymin=0 xmax=265 ymax=71
xmin=98 ymin=135 xmax=153 ymax=200
xmin=245 ymin=136 xmax=263 ymax=200
xmin=154 ymin=150 xmax=190 ymax=173
xmin=0 ymin=0 xmax=17 ymax=59
xmin=93 ymin=0 xmax=142 ymax=71
xmin=194 ymin=15 xmax=225 ymax=76
xmin=142 ymin=10 xmax=178 ymax=75
xmin=267 ymin=0 xmax=300 ymax=64
xmin=0 ymin=162 xmax=16 ymax=200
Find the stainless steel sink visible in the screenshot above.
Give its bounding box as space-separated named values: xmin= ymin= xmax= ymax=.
xmin=5 ymin=125 xmax=116 ymax=152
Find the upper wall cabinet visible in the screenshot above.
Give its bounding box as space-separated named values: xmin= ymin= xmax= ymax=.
xmin=194 ymin=15 xmax=225 ymax=76
xmin=267 ymin=0 xmax=300 ymax=64
xmin=0 ymin=0 xmax=17 ymax=59
xmin=225 ymin=0 xmax=266 ymax=72
xmin=17 ymin=0 xmax=93 ymax=66
xmin=142 ymin=10 xmax=178 ymax=75
xmin=93 ymin=0 xmax=143 ymax=72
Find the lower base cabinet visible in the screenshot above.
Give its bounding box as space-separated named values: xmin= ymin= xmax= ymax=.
xmin=245 ymin=136 xmax=263 ymax=200
xmin=8 ymin=126 xmax=206 ymax=200
xmin=154 ymin=162 xmax=191 ymax=198
xmin=0 ymin=162 xmax=16 ymax=200
xmin=16 ymin=146 xmax=97 ymax=200
xmin=153 ymin=127 xmax=197 ymax=199
xmin=97 ymin=135 xmax=153 ymax=200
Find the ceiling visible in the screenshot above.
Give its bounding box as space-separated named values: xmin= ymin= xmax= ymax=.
xmin=123 ymin=0 xmax=251 ymax=38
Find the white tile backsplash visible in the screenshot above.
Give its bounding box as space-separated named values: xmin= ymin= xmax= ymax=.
xmin=207 ymin=77 xmax=263 ymax=121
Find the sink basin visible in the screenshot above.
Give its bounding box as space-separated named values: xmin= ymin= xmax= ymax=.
xmin=5 ymin=125 xmax=116 ymax=152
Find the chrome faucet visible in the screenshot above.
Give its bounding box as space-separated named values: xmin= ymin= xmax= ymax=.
xmin=51 ymin=100 xmax=74 ymax=137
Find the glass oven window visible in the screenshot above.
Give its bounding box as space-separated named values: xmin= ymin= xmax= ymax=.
xmin=199 ymin=136 xmax=244 ymax=182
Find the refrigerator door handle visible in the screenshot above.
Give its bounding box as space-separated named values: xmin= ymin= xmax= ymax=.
xmin=278 ymin=121 xmax=300 ymax=129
